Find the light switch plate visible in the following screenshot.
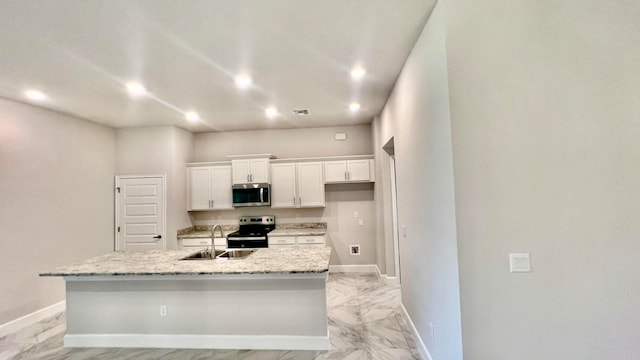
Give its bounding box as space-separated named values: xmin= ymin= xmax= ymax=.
xmin=509 ymin=253 xmax=531 ymax=272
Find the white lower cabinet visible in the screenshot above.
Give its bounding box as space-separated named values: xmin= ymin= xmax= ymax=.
xmin=268 ymin=236 xmax=296 ymax=249
xmin=296 ymin=236 xmax=325 ymax=246
xmin=269 ymin=234 xmax=325 ymax=248
xmin=180 ymin=237 xmax=227 ymax=250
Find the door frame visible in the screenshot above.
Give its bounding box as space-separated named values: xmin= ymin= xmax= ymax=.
xmin=114 ymin=175 xmax=167 ymax=251
xmin=389 ymin=155 xmax=401 ymax=282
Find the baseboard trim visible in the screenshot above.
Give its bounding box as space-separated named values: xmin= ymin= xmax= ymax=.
xmin=329 ymin=264 xmax=378 ymax=273
xmin=374 ymin=264 xmax=400 ymax=285
xmin=400 ymin=304 xmax=433 ymax=360
xmin=64 ymin=333 xmax=330 ymax=350
xmin=0 ymin=300 xmax=66 ymax=338
xmin=383 ymin=275 xmax=400 ymax=285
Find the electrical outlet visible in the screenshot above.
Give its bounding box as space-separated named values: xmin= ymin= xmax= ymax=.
xmin=160 ymin=305 xmax=167 ymax=317
xmin=354 ymin=211 xmax=359 ymax=218
xmin=358 ymin=219 xmax=364 ymax=226
xmin=350 ymin=245 xmax=360 ymax=255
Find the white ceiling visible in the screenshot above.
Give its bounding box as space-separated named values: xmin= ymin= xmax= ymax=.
xmin=0 ymin=1 xmax=434 ymax=133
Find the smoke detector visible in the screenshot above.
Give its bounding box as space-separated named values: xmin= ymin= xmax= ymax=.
xmin=292 ymin=109 xmax=310 ymax=116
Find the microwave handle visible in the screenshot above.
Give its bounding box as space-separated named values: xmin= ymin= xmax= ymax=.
xmin=260 ymin=187 xmax=264 ymax=203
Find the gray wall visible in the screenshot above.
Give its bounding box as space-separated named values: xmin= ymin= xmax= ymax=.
xmin=194 ymin=125 xmax=373 ymax=161
xmin=0 ymin=98 xmax=115 ymax=324
xmin=447 ymin=0 xmax=640 ymax=359
xmin=373 ymin=2 xmax=463 ymax=359
xmin=116 ymin=126 xmax=194 ymax=249
xmin=191 ymin=125 xmax=376 ymax=266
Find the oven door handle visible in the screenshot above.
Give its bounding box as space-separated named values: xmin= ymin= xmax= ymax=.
xmin=260 ymin=187 xmax=264 ymax=203
xmin=227 ymin=236 xmax=268 ymax=241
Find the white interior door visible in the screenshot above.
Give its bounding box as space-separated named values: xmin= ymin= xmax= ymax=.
xmin=116 ymin=175 xmax=166 ymax=251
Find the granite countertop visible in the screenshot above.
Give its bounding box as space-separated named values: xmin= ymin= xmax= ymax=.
xmin=268 ymin=228 xmax=327 ymax=236
xmin=177 ymin=223 xmax=327 ymax=239
xmin=178 ymin=225 xmax=237 ymax=239
xmin=178 ymin=231 xmax=234 ymax=239
xmin=40 ymin=247 xmax=331 ymax=277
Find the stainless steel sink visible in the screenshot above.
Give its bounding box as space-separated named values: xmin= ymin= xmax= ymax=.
xmin=180 ymin=249 xmax=226 ymax=260
xmin=216 ymin=249 xmax=256 ymax=260
xmin=180 ymin=249 xmax=255 ymax=260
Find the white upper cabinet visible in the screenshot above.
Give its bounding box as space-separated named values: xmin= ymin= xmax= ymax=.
xmin=271 ymin=162 xmax=324 ymax=208
xmin=324 ymin=159 xmax=372 ymax=183
xmin=187 ymin=165 xmax=232 ymax=210
xmin=232 ymin=158 xmax=269 ymax=184
xmin=270 ymin=163 xmax=297 ymax=208
xmin=297 ymin=162 xmax=325 ymax=207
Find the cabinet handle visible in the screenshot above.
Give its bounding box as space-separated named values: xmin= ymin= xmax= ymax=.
xmin=345 ymin=171 xmax=347 ymax=180
xmin=247 ymin=174 xmax=250 ymax=182
xmin=293 ymin=197 xmax=297 ymax=205
xmin=298 ymin=197 xmax=301 ymax=205
xmin=251 ymin=174 xmax=254 ymax=182
xmin=347 ymin=171 xmax=350 ymax=180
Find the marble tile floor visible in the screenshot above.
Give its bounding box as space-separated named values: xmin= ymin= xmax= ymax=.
xmin=2 ymin=273 xmax=420 ymax=360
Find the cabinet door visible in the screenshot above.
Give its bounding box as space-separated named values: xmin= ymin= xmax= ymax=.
xmin=270 ymin=163 xmax=297 ymax=208
xmin=210 ymin=166 xmax=233 ymax=209
xmin=232 ymin=159 xmax=251 ymax=184
xmin=249 ymin=158 xmax=269 ymax=183
xmin=189 ymin=167 xmax=212 ymax=210
xmin=346 ymin=160 xmax=370 ymax=181
xmin=324 ymin=161 xmax=347 ymax=183
xmin=297 ymin=162 xmax=325 ymax=207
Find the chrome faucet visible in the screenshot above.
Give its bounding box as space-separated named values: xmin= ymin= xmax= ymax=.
xmin=210 ymin=224 xmax=224 ymax=257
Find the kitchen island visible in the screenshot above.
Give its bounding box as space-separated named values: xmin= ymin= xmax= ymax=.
xmin=41 ymin=247 xmax=331 ymax=351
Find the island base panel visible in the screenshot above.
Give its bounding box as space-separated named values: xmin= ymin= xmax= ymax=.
xmin=64 ymin=274 xmax=329 ymax=350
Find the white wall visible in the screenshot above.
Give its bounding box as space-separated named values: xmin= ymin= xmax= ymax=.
xmin=116 ymin=126 xmax=194 ymax=249
xmin=373 ymin=2 xmax=464 ymax=359
xmin=190 ymin=125 xmax=376 ymax=266
xmin=194 ymin=125 xmax=373 ymax=161
xmin=447 ymin=0 xmax=640 ymax=359
xmin=0 ymin=98 xmax=115 ymax=324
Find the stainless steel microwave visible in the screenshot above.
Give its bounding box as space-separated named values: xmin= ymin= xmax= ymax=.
xmin=232 ymin=183 xmax=270 ymax=207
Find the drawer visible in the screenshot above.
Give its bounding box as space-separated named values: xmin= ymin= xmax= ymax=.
xmin=269 ymin=236 xmax=296 ymax=246
xmin=297 ymin=236 xmax=325 ymax=245
xmin=181 ymin=238 xmax=212 ymax=247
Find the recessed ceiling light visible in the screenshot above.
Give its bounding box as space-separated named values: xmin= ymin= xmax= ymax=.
xmin=185 ymin=111 xmax=200 ymax=122
xmin=235 ymin=74 xmax=252 ymax=89
xmin=24 ymin=89 xmax=47 ymax=101
xmin=265 ymin=107 xmax=279 ymax=119
xmin=349 ymin=102 xmax=361 ymax=112
xmin=125 ymin=81 xmax=147 ymax=97
xmin=351 ymin=67 xmax=366 ymax=80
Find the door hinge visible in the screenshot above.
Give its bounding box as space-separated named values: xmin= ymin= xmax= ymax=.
xmin=116 ymin=187 xmax=121 ymax=193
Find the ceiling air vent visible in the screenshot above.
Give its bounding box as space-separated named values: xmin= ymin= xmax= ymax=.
xmin=292 ymin=109 xmax=310 ymax=116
